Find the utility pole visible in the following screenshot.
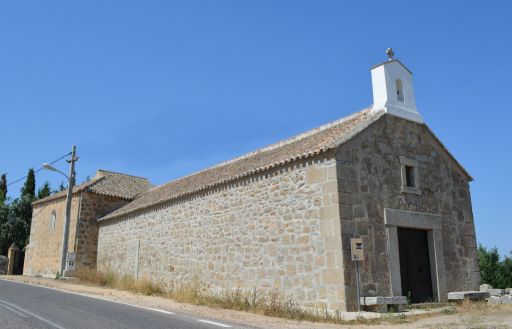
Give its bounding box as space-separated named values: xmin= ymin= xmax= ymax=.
xmin=59 ymin=145 xmax=78 ymax=277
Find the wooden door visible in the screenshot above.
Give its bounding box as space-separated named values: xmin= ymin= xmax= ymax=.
xmin=397 ymin=227 xmax=434 ymax=303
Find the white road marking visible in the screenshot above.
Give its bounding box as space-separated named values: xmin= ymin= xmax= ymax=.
xmin=0 ymin=300 xmax=28 ymax=318
xmin=0 ymin=279 xmax=175 ymax=316
xmin=0 ymin=299 xmax=67 ymax=329
xmin=197 ymin=319 xmax=232 ymax=327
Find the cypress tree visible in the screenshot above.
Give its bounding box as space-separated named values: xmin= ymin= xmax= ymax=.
xmin=37 ymin=182 xmax=52 ymax=199
xmin=0 ymin=174 xmax=6 ymax=202
xmin=20 ymin=169 xmax=36 ymax=198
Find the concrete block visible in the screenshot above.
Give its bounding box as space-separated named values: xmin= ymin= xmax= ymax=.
xmin=480 ymin=284 xmax=492 ymax=291
xmin=488 ymin=296 xmax=502 ymax=304
xmin=505 ymin=288 xmax=512 ymax=295
xmin=360 ymin=296 xmax=407 ymax=305
xmin=501 ymin=295 xmax=512 ymax=304
xmin=360 ymin=296 xmax=407 ymax=313
xmin=488 ymin=289 xmax=505 ymax=297
xmin=448 ymin=291 xmax=490 ymax=301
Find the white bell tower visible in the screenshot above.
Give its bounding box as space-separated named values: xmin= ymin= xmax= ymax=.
xmin=371 ymin=48 xmax=423 ymax=124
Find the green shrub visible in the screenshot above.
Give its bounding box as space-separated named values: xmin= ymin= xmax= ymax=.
xmin=478 ymin=245 xmax=512 ymax=288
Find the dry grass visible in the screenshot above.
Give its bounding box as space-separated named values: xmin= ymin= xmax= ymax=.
xmin=165 ymin=280 xmax=333 ymax=323
xmin=74 ymin=269 xmax=476 ymax=326
xmin=74 ymin=268 xmax=163 ymax=296
xmin=456 ymin=299 xmax=512 ymax=329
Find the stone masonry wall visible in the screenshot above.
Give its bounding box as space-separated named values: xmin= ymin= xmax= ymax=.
xmin=74 ymin=192 xmax=129 ymax=271
xmin=98 ymin=155 xmax=348 ymax=311
xmin=23 ymin=195 xmax=81 ymax=276
xmin=335 ymin=115 xmax=479 ymax=310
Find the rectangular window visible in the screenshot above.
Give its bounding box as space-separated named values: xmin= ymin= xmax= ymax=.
xmin=400 ymin=156 xmax=420 ymax=194
xmin=405 ymin=165 xmax=416 ymax=187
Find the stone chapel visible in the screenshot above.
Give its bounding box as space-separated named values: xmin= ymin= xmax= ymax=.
xmin=25 ymin=53 xmax=479 ymax=312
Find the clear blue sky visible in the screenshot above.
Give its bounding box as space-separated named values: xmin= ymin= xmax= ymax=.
xmin=1 ymin=1 xmax=510 ymax=254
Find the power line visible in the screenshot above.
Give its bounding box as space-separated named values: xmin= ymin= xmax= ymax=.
xmin=5 ymin=152 xmax=72 ymax=187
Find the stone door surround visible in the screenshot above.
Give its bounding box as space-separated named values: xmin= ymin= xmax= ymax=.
xmin=384 ymin=208 xmax=447 ymax=302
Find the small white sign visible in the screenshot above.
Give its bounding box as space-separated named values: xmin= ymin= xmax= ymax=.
xmin=65 ymin=252 xmax=76 ymax=271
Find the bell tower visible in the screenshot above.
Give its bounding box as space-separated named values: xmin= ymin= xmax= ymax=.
xmin=371 ymin=48 xmax=423 ymax=124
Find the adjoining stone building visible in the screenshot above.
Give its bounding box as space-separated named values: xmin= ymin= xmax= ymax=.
xmin=94 ymin=56 xmax=480 ymax=311
xmin=23 ymin=170 xmax=152 ymax=277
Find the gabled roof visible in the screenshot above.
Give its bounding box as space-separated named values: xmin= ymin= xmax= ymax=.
xmin=33 ymin=170 xmax=153 ymax=206
xmin=100 ymin=108 xmax=386 ymax=221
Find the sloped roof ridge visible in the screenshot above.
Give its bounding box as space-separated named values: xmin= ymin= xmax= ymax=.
xmin=33 ymin=170 xmax=153 ymax=206
xmin=100 ymin=108 xmax=383 ymax=221
xmin=32 ymin=176 xmax=105 ymax=206
xmin=208 ymin=109 xmax=371 ymax=168
xmin=147 ymin=108 xmax=374 ymax=194
xmin=96 ymin=169 xmax=151 ymax=181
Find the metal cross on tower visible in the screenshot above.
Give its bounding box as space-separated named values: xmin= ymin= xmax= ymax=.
xmin=386 ymin=47 xmax=395 ymax=61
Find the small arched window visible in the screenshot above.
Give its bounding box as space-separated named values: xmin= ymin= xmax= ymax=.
xmin=50 ymin=210 xmax=56 ymax=231
xmin=396 ymin=79 xmax=404 ymax=102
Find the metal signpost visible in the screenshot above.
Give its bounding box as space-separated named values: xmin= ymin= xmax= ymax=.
xmin=350 ymin=237 xmax=364 ymax=312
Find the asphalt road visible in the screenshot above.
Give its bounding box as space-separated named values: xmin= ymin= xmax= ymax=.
xmin=0 ymin=279 xmax=253 ymax=329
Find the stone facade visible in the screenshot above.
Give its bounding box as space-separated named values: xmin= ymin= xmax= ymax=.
xmin=24 ymin=170 xmax=152 ymax=277
xmin=97 ymin=114 xmax=479 ymax=312
xmin=335 ymin=115 xmax=478 ymax=309
xmin=24 ymin=192 xmax=130 ymax=276
xmin=74 ymin=192 xmax=129 ymax=270
xmin=23 ymin=196 xmax=80 ymax=276
xmin=98 ymin=156 xmax=347 ymax=310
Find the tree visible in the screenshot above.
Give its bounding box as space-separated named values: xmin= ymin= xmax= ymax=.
xmin=478 ymin=245 xmax=512 ymax=288
xmin=37 ymin=182 xmax=52 ymax=199
xmin=0 ymin=201 xmax=9 ymax=255
xmin=0 ymin=169 xmax=37 ymax=255
xmin=0 ymin=174 xmax=6 ymax=203
xmin=20 ymin=169 xmax=35 ymax=198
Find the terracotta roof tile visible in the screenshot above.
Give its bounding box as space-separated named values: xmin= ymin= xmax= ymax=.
xmin=100 ymin=108 xmax=385 ymax=221
xmin=33 ymin=170 xmax=153 ymax=206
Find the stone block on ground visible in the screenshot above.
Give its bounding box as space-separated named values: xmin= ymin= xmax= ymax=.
xmin=480 ymin=284 xmax=493 ymax=291
xmin=448 ymin=291 xmax=490 ymax=301
xmin=488 ymin=289 xmax=505 ymax=297
xmin=488 ymin=296 xmax=502 ymax=304
xmin=501 ymin=295 xmax=512 ymax=304
xmin=360 ymin=296 xmax=407 ymax=313
xmin=505 ymin=288 xmax=512 ymax=295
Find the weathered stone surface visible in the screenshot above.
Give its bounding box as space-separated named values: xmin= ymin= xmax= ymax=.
xmin=448 ymin=291 xmax=490 ymax=300
xmin=505 ymin=288 xmax=512 ymax=295
xmin=336 ymin=115 xmax=479 ymax=309
xmin=487 ymin=295 xmax=512 ymax=305
xmin=96 ymin=115 xmax=479 ymax=313
xmin=488 ymin=296 xmax=502 ymax=304
xmin=480 ymin=284 xmax=492 ymax=291
xmin=24 ymin=192 xmax=128 ymax=277
xmin=0 ymin=255 xmax=7 ymax=275
xmin=488 ymin=289 xmax=505 ymax=297
xmin=360 ymin=296 xmax=407 ymax=305
xmin=98 ymin=158 xmax=347 ymax=311
xmin=501 ymin=295 xmax=512 ymax=304
xmin=23 ymin=196 xmax=81 ymax=276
